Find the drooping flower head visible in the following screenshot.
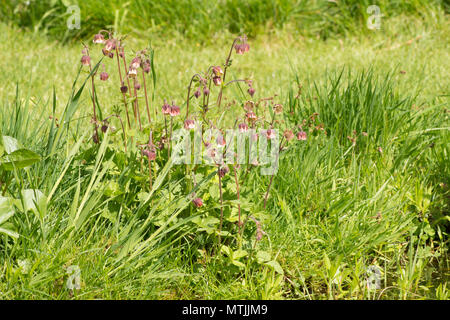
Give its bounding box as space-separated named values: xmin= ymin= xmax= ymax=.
xmin=81 ymin=55 xmax=91 ymax=66
xmin=184 ymin=119 xmax=195 ymax=130
xmin=170 ymin=104 xmax=180 ymax=117
xmin=162 ymin=100 xmax=171 ymax=115
xmin=100 ymin=72 xmax=109 ymax=81
xmin=93 ymin=33 xmax=105 ymax=44
xmin=238 ymin=123 xmax=249 ymax=133
xmin=296 ymin=131 xmax=307 ymax=141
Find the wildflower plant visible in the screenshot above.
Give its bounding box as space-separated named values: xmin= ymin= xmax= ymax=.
xmin=77 ymin=30 xmax=326 ymax=266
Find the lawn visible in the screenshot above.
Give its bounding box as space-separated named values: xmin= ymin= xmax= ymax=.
xmin=0 ymin=1 xmax=448 ymax=300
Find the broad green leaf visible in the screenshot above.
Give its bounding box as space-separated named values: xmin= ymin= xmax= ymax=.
xmin=21 ymin=189 xmax=47 ymax=219
xmin=265 ymin=260 xmax=284 ymax=275
xmin=256 ymin=250 xmax=272 ymax=263
xmin=1 ymin=149 xmax=41 ymax=170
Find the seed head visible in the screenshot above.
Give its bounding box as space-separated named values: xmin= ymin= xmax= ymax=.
xmin=274 ymin=104 xmax=283 ymax=114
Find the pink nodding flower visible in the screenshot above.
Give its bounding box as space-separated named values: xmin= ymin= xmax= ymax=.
xmin=296 ymin=131 xmax=307 ymax=141
xmin=248 ymin=87 xmax=256 ymax=97
xmin=284 ymin=129 xmax=294 ymax=141
xmin=128 ymin=68 xmax=137 ymax=78
xmin=246 ymin=111 xmax=256 ymax=120
xmin=170 ymin=104 xmax=180 ymax=116
xmin=212 ymin=66 xmax=224 ymax=77
xmin=216 ymin=135 xmax=226 ymax=148
xmin=93 ymin=33 xmax=105 ymax=44
xmin=184 ymin=119 xmax=195 ymax=130
xmin=194 ymin=88 xmax=201 ymax=99
xmin=192 ymin=197 xmax=203 ymax=208
xmin=104 ymin=39 xmax=116 ymax=52
xmin=238 ymin=123 xmax=249 ymax=133
xmin=134 ymin=81 xmax=141 ymax=90
xmin=203 ymin=87 xmax=210 ymax=96
xmin=218 ymin=166 xmax=229 ymax=178
xmin=265 ymin=129 xmax=276 ymax=140
xmin=235 ymin=44 xmax=244 ymax=54
xmin=81 ymin=55 xmax=91 ymax=66
xmin=100 ymin=72 xmax=109 ymax=81
xmin=213 ymin=76 xmax=222 ymax=86
xmin=143 ymin=60 xmax=151 ymax=73
xmin=130 ymin=57 xmax=141 ymax=70
xmin=142 ymin=149 xmax=156 ymax=161
xmin=162 ymin=100 xmax=171 ymax=115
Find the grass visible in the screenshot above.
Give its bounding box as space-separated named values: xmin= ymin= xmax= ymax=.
xmin=0 ymin=3 xmax=448 ymax=300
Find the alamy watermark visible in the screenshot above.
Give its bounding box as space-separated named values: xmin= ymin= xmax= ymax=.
xmin=367 ymin=5 xmax=382 ymax=30
xmin=67 ymin=5 xmax=81 ymax=30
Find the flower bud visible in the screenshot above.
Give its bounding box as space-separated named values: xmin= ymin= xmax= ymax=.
xmin=218 ymin=166 xmax=229 ymax=178
xmin=120 ymin=85 xmax=128 ymax=93
xmin=134 ymin=81 xmax=141 ymax=90
xmin=194 ymin=88 xmax=201 ymax=98
xmin=203 ymin=86 xmax=210 ymax=96
xmin=100 ymin=72 xmax=109 ymax=81
xmin=192 ymin=197 xmax=203 ymax=208
xmin=248 ymin=87 xmax=256 ymax=97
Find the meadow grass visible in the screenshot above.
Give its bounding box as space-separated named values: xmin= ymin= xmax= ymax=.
xmin=0 ymin=4 xmax=448 ymax=300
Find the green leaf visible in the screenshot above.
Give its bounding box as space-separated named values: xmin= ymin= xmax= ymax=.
xmin=21 ymin=189 xmax=47 ymax=219
xmin=265 ymin=260 xmax=284 ymax=275
xmin=1 ymin=149 xmax=40 ymax=170
xmin=256 ymin=250 xmax=272 ymax=263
